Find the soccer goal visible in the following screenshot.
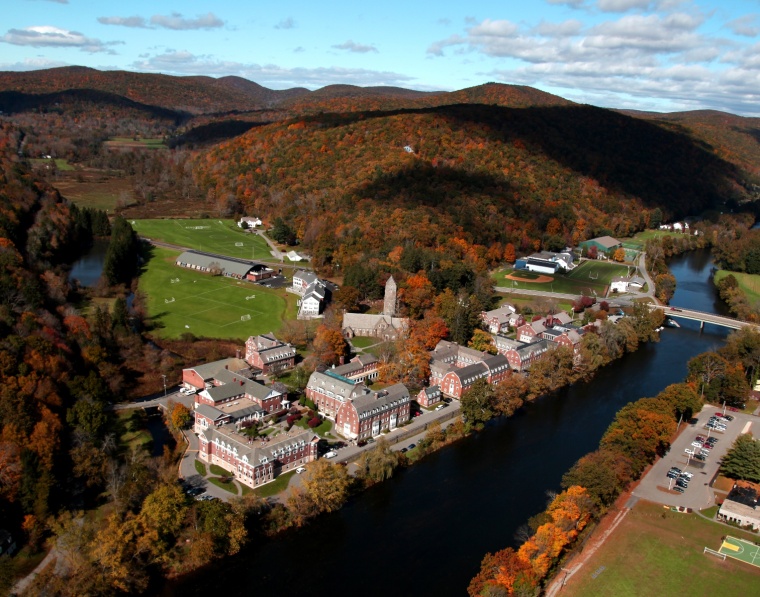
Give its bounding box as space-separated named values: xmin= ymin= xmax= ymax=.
xmin=703 ymin=547 xmax=726 ymax=561
xmin=245 ymin=295 xmax=256 ymax=300
xmin=589 ymin=271 xmax=599 ymax=280
xmin=241 ymin=314 xmax=251 ymax=321
xmin=235 ymin=242 xmax=244 ymax=247
xmin=165 ymin=297 xmax=175 ymax=303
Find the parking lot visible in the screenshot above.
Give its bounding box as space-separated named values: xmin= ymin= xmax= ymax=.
xmin=631 ymin=404 xmax=756 ymax=510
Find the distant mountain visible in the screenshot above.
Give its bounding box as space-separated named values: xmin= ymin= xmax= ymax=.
xmin=195 ymin=102 xmax=751 ymax=273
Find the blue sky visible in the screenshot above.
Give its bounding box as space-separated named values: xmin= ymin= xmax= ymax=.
xmin=2 ymin=0 xmax=760 ymax=115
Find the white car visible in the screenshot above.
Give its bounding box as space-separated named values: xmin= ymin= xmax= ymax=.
xmin=295 ymin=466 xmax=306 ymax=474
xmin=323 ymin=451 xmax=338 ymax=459
xmin=690 ymin=441 xmax=702 ymax=448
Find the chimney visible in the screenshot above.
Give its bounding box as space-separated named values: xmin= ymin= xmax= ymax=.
xmin=236 ymin=349 xmax=241 ymax=359
xmin=240 ymin=380 xmax=244 ymax=386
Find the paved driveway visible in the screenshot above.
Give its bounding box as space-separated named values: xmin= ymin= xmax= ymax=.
xmin=632 ymin=404 xmax=755 ymax=510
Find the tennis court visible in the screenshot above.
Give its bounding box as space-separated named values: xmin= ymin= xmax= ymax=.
xmin=718 ymin=536 xmax=760 ymax=568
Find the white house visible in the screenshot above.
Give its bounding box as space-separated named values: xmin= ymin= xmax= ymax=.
xmin=610 ymin=277 xmax=629 ymax=293
xmin=238 ymin=217 xmax=262 ymax=229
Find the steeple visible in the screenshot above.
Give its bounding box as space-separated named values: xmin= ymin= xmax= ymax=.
xmin=383 ymin=275 xmax=397 ymax=316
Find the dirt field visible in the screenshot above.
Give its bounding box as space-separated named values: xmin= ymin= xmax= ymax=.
xmin=503 ymin=272 xmax=553 ymax=283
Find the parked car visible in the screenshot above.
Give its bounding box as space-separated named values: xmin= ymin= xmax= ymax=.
xmin=407 ymin=443 xmax=416 ymax=450
xmin=324 ymin=451 xmax=338 ymax=459
xmin=296 ymin=467 xmax=306 ymax=474
xmin=691 ymin=441 xmax=702 ymax=448
xmin=695 ymin=454 xmax=707 ymax=461
xmin=724 ymin=415 xmax=735 ymax=421
xmin=400 ymin=448 xmax=408 ymax=453
xmin=673 ymin=486 xmax=685 ymax=493
xmin=186 ymin=486 xmax=205 ymax=497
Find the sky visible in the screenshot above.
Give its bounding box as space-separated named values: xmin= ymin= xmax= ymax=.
xmin=2 ymin=0 xmax=760 ymax=116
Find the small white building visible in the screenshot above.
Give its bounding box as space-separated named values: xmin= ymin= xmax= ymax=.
xmin=610 ymin=277 xmax=629 ymax=293
xmin=718 ymin=498 xmax=760 ymax=531
xmin=238 ymin=217 xmax=262 ymax=229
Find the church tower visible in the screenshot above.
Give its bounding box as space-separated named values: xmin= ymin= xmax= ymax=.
xmin=383 ymin=276 xmax=397 ymax=316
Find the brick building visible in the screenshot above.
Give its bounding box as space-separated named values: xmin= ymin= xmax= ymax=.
xmin=245 ymin=333 xmax=296 ymax=374
xmin=335 ymin=383 xmax=411 ymax=440
xmin=304 ymin=370 xmax=369 ymax=418
xmin=198 ymin=427 xmax=318 ymax=489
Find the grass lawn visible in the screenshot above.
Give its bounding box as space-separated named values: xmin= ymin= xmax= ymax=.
xmin=497 ymin=294 xmax=573 ymax=314
xmin=569 ymin=260 xmax=633 ymax=285
xmin=194 ymin=460 xmax=207 ymax=476
xmin=295 ymin=417 xmax=333 ymax=437
xmin=138 ymin=246 xmax=288 ymax=340
xmin=30 ymin=157 xmax=76 ymax=171
xmin=209 ymin=463 xmax=228 ymax=476
xmin=714 ymin=270 xmax=760 ymax=305
xmin=104 ymin=137 xmax=166 ymax=149
xmin=247 ymin=470 xmax=296 ymax=498
xmin=563 ymin=500 xmax=760 ymax=597
xmin=53 ymin=173 xmax=133 ymax=212
xmin=133 ymin=218 xmax=275 ymax=262
xmin=492 ymin=265 xmax=612 ymax=296
xmin=208 ymin=476 xmax=238 ymax=494
xmin=350 ymin=336 xmax=378 ymax=349
xmin=116 ymin=410 xmax=152 ymax=451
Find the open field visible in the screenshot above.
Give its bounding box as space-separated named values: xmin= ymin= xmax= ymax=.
xmin=104 ymin=137 xmax=166 ymax=150
xmin=496 ymin=294 xmax=573 ymax=315
xmin=624 ymin=229 xmax=689 ymax=250
xmin=133 ymin=218 xmax=276 ymax=262
xmin=569 ymin=260 xmax=632 ymax=284
xmin=563 ymin=500 xmax=760 ymax=597
xmin=30 ymin=157 xmax=75 ymax=171
xmin=714 ymin=270 xmax=760 ymax=305
xmin=139 ymin=246 xmax=287 ymax=340
xmin=492 ymin=260 xmax=629 ymax=296
xmin=53 ymin=171 xmax=134 ymax=212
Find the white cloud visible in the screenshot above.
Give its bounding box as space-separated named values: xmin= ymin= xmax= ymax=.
xmin=597 ymin=0 xmax=655 ymax=12
xmin=149 ymin=13 xmax=224 ymax=31
xmin=131 ymin=51 xmax=414 ymax=88
xmin=0 ymin=57 xmax=69 ymax=70
xmin=0 ymin=26 xmax=113 ymax=53
xmin=545 ymin=0 xmax=586 ymax=8
xmin=98 ymin=16 xmax=148 ymax=28
xmin=727 ymin=15 xmax=760 ymax=38
xmin=535 ymin=19 xmax=584 ymax=37
xmin=332 ymin=40 xmax=378 ymax=53
xmin=275 ymin=17 xmax=296 ymax=30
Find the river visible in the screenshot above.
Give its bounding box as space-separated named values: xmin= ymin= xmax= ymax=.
xmin=68 ymin=238 xmax=109 ymax=287
xmin=164 ymin=249 xmax=730 ymax=597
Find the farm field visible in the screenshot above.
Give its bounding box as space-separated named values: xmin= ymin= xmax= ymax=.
xmin=30 ymin=157 xmax=75 ymax=171
xmin=492 ymin=261 xmax=630 ymax=297
xmin=563 ymin=500 xmax=760 ymax=597
xmin=714 ymin=270 xmax=760 ymax=305
xmin=104 ymin=137 xmax=166 ymax=150
xmin=139 ymin=246 xmax=288 ymax=340
xmin=133 ymin=218 xmax=276 ymax=262
xmin=53 ymin=172 xmax=134 ymax=212
xmin=623 ymin=229 xmax=688 ymax=250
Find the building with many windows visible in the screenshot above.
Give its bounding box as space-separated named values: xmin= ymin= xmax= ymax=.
xmin=198 ymin=426 xmax=318 ymax=489
xmin=335 ymin=383 xmax=411 ymax=440
xmin=245 ymin=333 xmax=296 ymax=374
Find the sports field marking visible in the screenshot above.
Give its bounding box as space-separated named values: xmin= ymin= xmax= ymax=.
xmin=504 ymin=272 xmax=553 ymax=284
xmin=719 ymin=536 xmax=760 ymax=568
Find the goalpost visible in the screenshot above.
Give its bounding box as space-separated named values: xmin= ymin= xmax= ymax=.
xmin=241 ymin=314 xmax=251 ymax=321
xmin=703 ymin=547 xmax=726 ymax=561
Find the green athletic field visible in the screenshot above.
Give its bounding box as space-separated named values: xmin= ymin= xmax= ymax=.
xmin=714 ymin=270 xmax=760 ymax=304
xmin=568 ymin=260 xmax=632 ymax=285
xmin=139 ymin=247 xmax=288 ymax=340
xmin=132 ymin=219 xmax=276 ymax=262
xmin=719 ymin=535 xmax=760 ymax=568
xmin=493 ymin=260 xmax=630 ymax=296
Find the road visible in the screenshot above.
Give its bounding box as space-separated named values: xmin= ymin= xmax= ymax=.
xmin=631 ymin=404 xmax=755 ymax=511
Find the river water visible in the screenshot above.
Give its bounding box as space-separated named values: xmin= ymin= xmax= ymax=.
xmin=165 ymin=249 xmax=729 ymax=597
xmin=68 ymin=238 xmax=109 ymax=287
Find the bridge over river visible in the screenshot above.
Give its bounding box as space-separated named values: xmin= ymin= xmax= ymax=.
xmin=653 ymin=304 xmax=755 ymax=330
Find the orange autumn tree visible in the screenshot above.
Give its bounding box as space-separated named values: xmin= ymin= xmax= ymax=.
xmin=469 ymin=486 xmax=594 ymax=595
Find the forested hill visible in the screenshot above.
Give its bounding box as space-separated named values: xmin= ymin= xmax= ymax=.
xmin=195 ymin=102 xmax=752 ymax=273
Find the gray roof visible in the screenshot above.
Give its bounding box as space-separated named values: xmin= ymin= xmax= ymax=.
xmin=422 ymin=385 xmax=441 ymax=397
xmin=516 ymin=339 xmax=550 ymax=358
xmin=187 ymin=358 xmax=250 ymax=381
xmin=195 ymin=403 xmax=227 ymax=421
xmin=482 ymin=353 xmax=510 ymax=373
xmin=204 ymin=381 xmax=248 ymax=403
xmin=212 ymin=368 xmax=283 ymax=402
xmin=306 ymin=371 xmax=368 ymax=401
xmin=248 ymin=334 xmax=296 ymax=360
xmin=294 ymin=270 xmax=318 ymax=286
xmin=176 ymin=250 xmax=254 ymax=277
xmin=494 ymin=335 xmax=522 ymax=351
xmin=342 ymin=313 xmax=408 ymax=332
xmin=352 ymin=383 xmax=410 ymax=416
xmin=332 ymin=354 xmax=379 ymax=377
xmin=200 ymin=427 xmax=317 ymax=466
xmin=629 ymin=276 xmax=645 ymax=286
xmin=588 ymin=236 xmax=621 ymax=249
xmin=453 ymin=362 xmax=489 ymax=385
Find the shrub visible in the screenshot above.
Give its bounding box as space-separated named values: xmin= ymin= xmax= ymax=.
xmin=308 ymin=417 xmax=321 ymax=428
xmin=287 ymin=414 xmax=302 ymax=426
